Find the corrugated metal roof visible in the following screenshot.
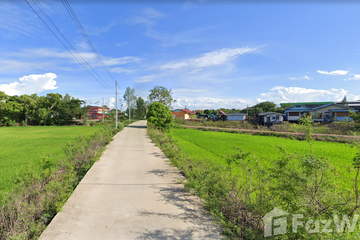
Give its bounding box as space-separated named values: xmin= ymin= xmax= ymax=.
xmin=227 ymin=113 xmax=246 ymax=115
xmin=312 ymin=103 xmax=350 ymax=110
xmin=280 ymin=102 xmax=334 ymax=106
xmin=173 ymin=109 xmax=196 ymax=114
xmin=258 ymin=112 xmax=284 ymax=116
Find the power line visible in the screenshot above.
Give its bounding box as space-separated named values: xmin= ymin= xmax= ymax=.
xmin=24 ymin=0 xmax=114 ymax=93
xmin=33 ymin=0 xmax=114 ymax=91
xmin=61 ymin=0 xmax=118 ymax=83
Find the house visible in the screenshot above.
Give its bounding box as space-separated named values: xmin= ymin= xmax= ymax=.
xmin=172 ymin=109 xmax=196 ymax=120
xmin=282 ymin=103 xmax=357 ymax=122
xmin=87 ymin=106 xmax=109 ymax=119
xmin=258 ymin=112 xmax=284 ymax=125
xmin=283 ymin=105 xmax=313 ymax=122
xmin=226 ymin=113 xmax=246 ymax=121
xmin=280 ymin=101 xmax=334 ymax=109
xmin=312 ymin=103 xmax=357 ymax=122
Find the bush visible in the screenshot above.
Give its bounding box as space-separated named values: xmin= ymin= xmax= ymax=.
xmin=146 ymin=102 xmax=174 ymax=131
xmin=174 ymin=118 xmax=185 ymax=125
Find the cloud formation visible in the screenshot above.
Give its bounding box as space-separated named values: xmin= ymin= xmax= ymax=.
xmin=87 ymin=19 xmax=119 ymax=36
xmin=127 ymin=8 xmax=168 ymax=40
xmin=258 ymin=86 xmax=355 ymax=103
xmin=173 ymin=97 xmax=247 ymax=110
xmin=289 ymin=76 xmax=311 ymax=80
xmin=108 ymin=97 xmax=115 ymax=109
xmin=344 ymin=74 xmax=360 ymax=81
xmin=317 ymin=70 xmax=349 ymax=75
xmin=160 ymin=47 xmax=259 ymax=70
xmin=0 ymin=73 xmax=58 ymax=96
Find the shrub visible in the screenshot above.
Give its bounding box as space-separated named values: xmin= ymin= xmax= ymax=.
xmin=174 ymin=118 xmax=185 ymax=125
xmin=146 ymin=102 xmax=173 ymax=131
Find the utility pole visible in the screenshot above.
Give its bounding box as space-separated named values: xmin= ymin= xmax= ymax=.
xmin=102 ymin=97 xmax=104 ymax=122
xmin=115 ymin=81 xmax=118 ymax=129
xmin=128 ymin=91 xmax=130 ymax=123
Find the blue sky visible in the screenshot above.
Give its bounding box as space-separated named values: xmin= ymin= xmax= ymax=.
xmin=1 ymin=0 xmax=359 ymax=110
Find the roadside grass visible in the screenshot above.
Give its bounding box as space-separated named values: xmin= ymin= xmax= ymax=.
xmin=150 ymin=126 xmax=360 ymax=239
xmin=169 ymin=127 xmax=357 ymax=189
xmin=0 ymin=126 xmax=103 ymax=200
xmin=0 ymin=122 xmax=125 ymax=239
xmin=170 ymin=127 xmax=356 ymax=167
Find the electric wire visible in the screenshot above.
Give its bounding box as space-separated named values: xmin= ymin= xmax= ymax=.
xmin=24 ymin=0 xmax=113 ymax=93
xmin=61 ymin=0 xmax=118 ymax=83
xmin=32 ymin=0 xmax=114 ymax=91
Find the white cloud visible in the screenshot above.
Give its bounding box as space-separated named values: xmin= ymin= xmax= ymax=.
xmin=317 ymin=70 xmax=349 ymax=75
xmin=128 ymin=8 xmax=165 ymax=27
xmin=289 ymin=76 xmax=311 ymax=80
xmin=344 ymin=74 xmax=360 ymax=81
xmin=1 ymin=48 xmax=141 ymax=72
xmin=86 ymin=19 xmax=119 ymax=36
xmin=108 ymin=97 xmax=115 ymax=109
xmin=110 ymin=67 xmax=137 ymax=74
xmin=258 ymin=86 xmax=359 ymax=103
xmin=127 ymin=8 xmax=169 ymax=41
xmin=103 ymin=57 xmax=142 ymax=66
xmin=160 ymin=47 xmax=259 ymax=70
xmin=0 ymin=1 xmax=41 ymax=38
xmin=0 ymin=73 xmax=58 ymax=96
xmin=134 ymin=74 xmax=167 ymax=83
xmin=116 ymin=42 xmax=129 ymax=47
xmin=172 ymin=97 xmax=248 ymax=110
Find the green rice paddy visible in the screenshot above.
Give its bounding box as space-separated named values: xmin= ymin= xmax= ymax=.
xmin=0 ymin=126 xmax=103 ymax=196
xmin=169 ymin=127 xmax=357 ymax=169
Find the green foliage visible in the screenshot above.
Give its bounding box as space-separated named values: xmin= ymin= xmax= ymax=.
xmin=0 ymin=126 xmax=103 ymax=198
xmin=299 ymin=113 xmax=314 ymax=153
xmin=148 ymin=86 xmax=176 ymax=108
xmin=0 ymin=125 xmax=120 ymax=239
xmin=0 ymin=93 xmax=84 ymax=126
xmin=149 ymin=126 xmax=360 ymax=239
xmin=146 ymin=102 xmax=174 ymax=131
xmin=135 ymin=96 xmax=146 ymax=120
xmin=123 ymin=86 xmax=136 ymax=123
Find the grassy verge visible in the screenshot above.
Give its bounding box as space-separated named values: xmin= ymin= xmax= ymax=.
xmin=0 ymin=121 xmax=126 ymax=240
xmin=178 ymin=118 xmax=360 ymax=136
xmin=148 ymin=126 xmax=360 ymax=239
xmin=0 ymin=125 xmax=104 ymax=199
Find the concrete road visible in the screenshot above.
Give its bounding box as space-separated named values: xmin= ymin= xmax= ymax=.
xmin=39 ymin=120 xmax=221 ymax=240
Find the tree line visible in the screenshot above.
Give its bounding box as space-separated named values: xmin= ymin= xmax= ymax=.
xmin=0 ymin=91 xmax=86 ymax=126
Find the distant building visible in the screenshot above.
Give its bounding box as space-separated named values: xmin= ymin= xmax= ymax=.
xmin=87 ymin=106 xmax=109 ymax=119
xmin=226 ymin=113 xmax=247 ymax=121
xmin=282 ymin=103 xmax=357 ymax=122
xmin=258 ymin=112 xmax=284 ymax=125
xmin=172 ymin=109 xmax=196 ymax=119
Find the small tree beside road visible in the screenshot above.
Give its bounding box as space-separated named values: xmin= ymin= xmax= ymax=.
xmin=146 ymin=102 xmax=173 ymax=131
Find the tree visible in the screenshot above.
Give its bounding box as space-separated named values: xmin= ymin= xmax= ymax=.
xmin=136 ymin=97 xmax=146 ymax=120
xmin=340 ymin=95 xmax=348 ymax=107
xmin=146 ymin=102 xmax=173 ymax=131
xmin=123 ymin=87 xmax=136 ymax=123
xmin=148 ymin=86 xmax=176 ymax=108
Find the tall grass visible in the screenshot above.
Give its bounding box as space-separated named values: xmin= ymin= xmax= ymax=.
xmin=149 ymin=126 xmax=360 ymax=239
xmin=0 ymin=124 xmax=123 ymax=240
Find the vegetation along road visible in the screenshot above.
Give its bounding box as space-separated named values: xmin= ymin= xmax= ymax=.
xmin=39 ymin=121 xmax=221 ymax=240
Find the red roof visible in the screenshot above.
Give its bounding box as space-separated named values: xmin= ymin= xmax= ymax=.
xmin=179 ymin=109 xmax=196 ymax=114
xmin=219 ymin=110 xmax=226 ymax=115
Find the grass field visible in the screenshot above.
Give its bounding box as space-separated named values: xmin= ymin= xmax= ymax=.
xmin=0 ymin=126 xmax=104 ymax=196
xmin=169 ymin=127 xmax=357 ymax=170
